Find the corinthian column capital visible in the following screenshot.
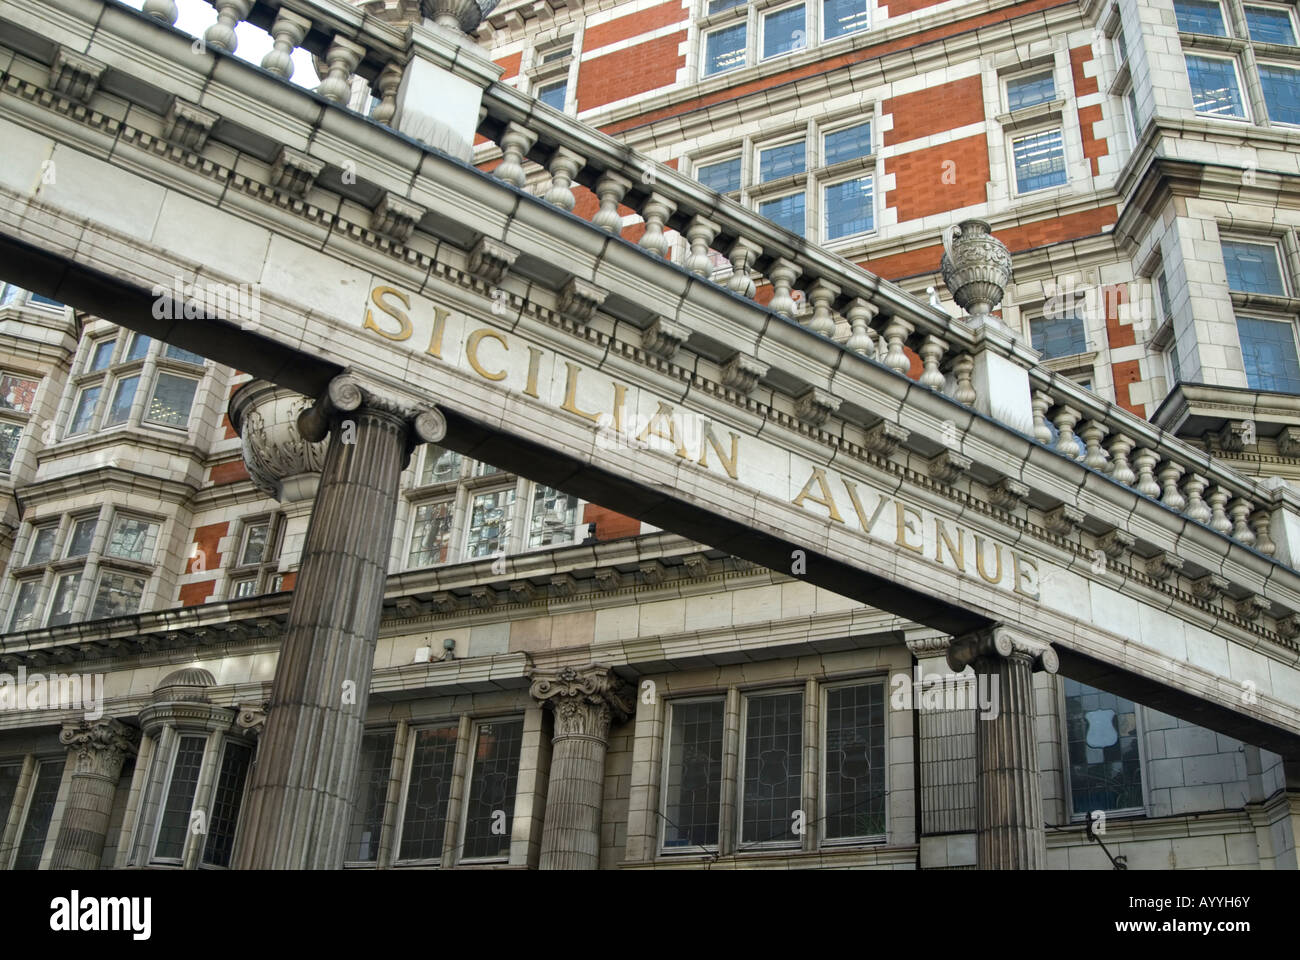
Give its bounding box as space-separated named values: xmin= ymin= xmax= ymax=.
xmin=947 ymin=624 xmax=1059 ymax=675
xmin=529 ymin=663 xmax=633 ymax=742
xmin=59 ymin=718 xmax=138 ymax=780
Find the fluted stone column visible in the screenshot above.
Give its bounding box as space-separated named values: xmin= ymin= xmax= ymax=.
xmin=531 ymin=664 xmax=632 ymax=870
xmin=50 ymin=718 xmax=137 ymax=870
xmin=947 ymin=626 xmax=1058 ymax=869
xmin=235 ymin=374 xmax=444 ymax=869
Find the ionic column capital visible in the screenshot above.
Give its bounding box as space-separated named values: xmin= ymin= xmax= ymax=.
xmin=528 ymin=663 xmax=633 ymax=743
xmin=297 ymin=373 xmax=447 ymax=465
xmin=947 ymin=625 xmax=1058 ymax=675
xmin=59 ymin=718 xmax=138 ymax=780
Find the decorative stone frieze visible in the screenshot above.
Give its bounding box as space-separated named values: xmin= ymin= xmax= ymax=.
xmin=468 ymin=236 xmax=519 ymax=284
xmin=641 ymin=317 xmax=691 ymax=360
xmin=794 ymin=387 xmax=840 ymax=427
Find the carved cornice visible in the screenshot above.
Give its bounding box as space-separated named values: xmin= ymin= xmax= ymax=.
xmin=528 ymin=663 xmax=633 ymax=742
xmin=59 ymin=718 xmax=137 ymax=780
xmin=795 ymin=387 xmax=841 ymax=427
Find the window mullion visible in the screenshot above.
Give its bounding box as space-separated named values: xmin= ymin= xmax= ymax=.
xmin=441 ymin=714 xmax=474 ymax=867
xmin=801 ymin=677 xmax=819 ymax=851
xmin=184 ymin=730 xmax=224 ymax=869
xmin=718 ymin=684 xmax=741 ymax=856
xmin=380 ymin=718 xmax=412 ymax=868
xmin=0 ymin=754 xmax=37 ymax=869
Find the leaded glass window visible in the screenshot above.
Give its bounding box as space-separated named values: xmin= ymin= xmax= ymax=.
xmin=347 ymin=731 xmax=395 ymax=863
xmin=461 ymin=719 xmax=524 ymax=860
xmin=12 ymin=759 xmax=64 ymax=869
xmin=1064 ymin=679 xmax=1143 ymax=816
xmin=201 ymin=742 xmax=252 ymax=867
xmin=398 ymin=725 xmax=458 ymax=861
xmin=154 ymin=736 xmax=207 ymax=861
xmin=823 ymin=682 xmax=886 ymax=840
xmin=740 ymin=691 xmax=803 ymax=845
xmin=662 ymin=700 xmax=725 ymax=850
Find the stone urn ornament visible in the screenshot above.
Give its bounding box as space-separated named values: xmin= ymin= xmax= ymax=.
xmin=940 ymin=219 xmax=1013 ymax=323
xmin=422 ymin=0 xmax=499 ymax=33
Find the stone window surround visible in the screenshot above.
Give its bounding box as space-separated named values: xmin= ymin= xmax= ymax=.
xmin=0 ymin=752 xmax=70 ymax=870
xmin=2 ymin=502 xmax=170 ymax=632
xmin=687 ymin=109 xmax=878 ymax=251
xmin=1015 ymin=291 xmax=1102 ymax=391
xmin=1056 ymin=677 xmax=1151 ymax=823
xmin=655 ymin=672 xmax=892 ymax=858
xmin=695 ymin=0 xmax=872 ymax=82
xmin=224 ymin=512 xmax=286 ymax=600
xmin=526 ymin=32 xmax=578 ymax=114
xmin=1220 ymin=229 xmax=1300 ymax=391
xmin=0 ymin=365 xmax=41 ymax=475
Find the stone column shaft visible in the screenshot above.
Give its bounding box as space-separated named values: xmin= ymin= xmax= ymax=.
xmin=50 ymin=718 xmax=136 ymax=871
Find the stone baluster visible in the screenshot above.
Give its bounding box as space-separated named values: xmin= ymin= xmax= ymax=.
xmin=638 ymin=194 xmax=676 ymax=258
xmin=1251 ymin=510 xmax=1276 ymax=556
xmin=1107 ymin=433 xmax=1136 ymax=486
xmin=1207 ymin=485 xmax=1233 ymax=535
xmin=1031 ymin=391 xmax=1053 ymax=445
xmin=684 ymin=216 xmax=720 ymax=277
xmin=1183 ymin=474 xmax=1211 ymax=523
xmin=1229 ymin=498 xmax=1257 ymax=546
xmin=727 ymin=238 xmax=761 ymax=298
xmin=371 ymin=63 xmax=404 ymax=125
xmin=768 ymin=259 xmax=801 ymax=319
xmin=203 ymin=0 xmax=251 ymax=52
xmin=543 ymin=147 xmax=586 ymax=211
xmin=881 ymin=318 xmax=914 ymax=376
xmin=1132 ymin=448 xmax=1161 ymax=498
xmin=1051 ymin=405 xmax=1082 ymax=459
xmin=918 ymin=335 xmax=948 ymax=390
xmin=143 ymin=0 xmax=179 ymax=25
xmin=949 ymin=353 xmax=977 ymax=406
xmin=1158 ymin=461 xmax=1186 ymax=511
xmin=1078 ymin=420 xmax=1109 ymax=470
xmin=845 ymin=298 xmax=878 ymax=356
xmin=494 ymin=122 xmax=538 ymax=190
xmin=49 ymin=719 xmax=137 ymax=870
xmin=947 ymin=626 xmax=1058 ymax=869
xmin=530 ymin=664 xmax=632 ymax=870
xmin=260 ymin=8 xmax=310 ymax=79
xmin=316 ymin=36 xmax=365 ymax=105
xmin=805 ymin=279 xmax=839 ymax=337
xmin=235 ymin=375 xmax=444 ymax=869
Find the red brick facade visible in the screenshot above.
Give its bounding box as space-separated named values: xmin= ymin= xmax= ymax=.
xmin=885 ymin=135 xmax=990 ymax=222
xmin=883 ymin=77 xmax=985 ymax=147
xmin=583 ymin=1 xmax=687 ymax=52
xmin=577 ymin=32 xmax=686 ymax=110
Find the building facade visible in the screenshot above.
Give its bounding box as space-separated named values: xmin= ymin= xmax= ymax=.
xmin=0 ymin=0 xmax=1297 ymax=870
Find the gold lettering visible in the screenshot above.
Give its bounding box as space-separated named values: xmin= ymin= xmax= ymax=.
xmin=637 ymin=402 xmax=689 ymax=457
xmin=611 ymin=383 xmax=627 ymax=434
xmin=561 ymin=362 xmax=603 ymax=423
xmin=425 ymin=305 xmax=449 ymax=357
xmin=363 ymin=285 xmax=411 ymax=341
xmin=975 ymin=535 xmax=1003 ymax=584
xmin=843 ymin=480 xmax=891 ymax=535
xmin=934 ymin=519 xmax=965 ymax=570
xmin=1013 ymin=553 xmax=1039 ymax=600
xmin=466 ymin=328 xmax=509 ymax=381
xmin=697 ymin=423 xmax=740 ymax=480
xmin=895 ymin=502 xmax=923 ymax=553
xmin=792 ymin=467 xmax=844 ymax=523
xmin=523 ymin=346 xmax=542 ymax=398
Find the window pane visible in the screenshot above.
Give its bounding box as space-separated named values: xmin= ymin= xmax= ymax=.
xmin=88 ymin=340 xmax=115 ymax=372
xmin=146 ymin=373 xmax=198 ymax=428
xmin=763 ymin=5 xmax=806 ymax=59
xmin=164 ymin=343 xmax=206 ymax=365
xmin=1259 ymin=63 xmax=1300 ymax=125
xmin=540 ymin=41 xmax=572 ymax=63
xmin=758 ymin=192 xmax=806 ymax=236
xmin=66 ymin=518 xmax=97 ymax=558
xmin=13 ymin=759 xmax=64 ymax=869
xmin=29 ymin=293 xmax=62 ymax=308
xmin=1222 ymin=240 xmax=1286 ymax=294
xmin=105 ymin=375 xmax=139 ymax=427
xmin=1157 ymin=272 xmax=1173 ymax=322
xmin=1064 ymin=679 xmax=1143 ymax=815
xmin=1126 ymin=87 xmax=1141 ymax=140
xmin=47 ymin=572 xmax=81 ymax=626
xmin=539 ymin=81 xmax=567 ymax=110
xmin=106 ymin=515 xmax=159 ymax=563
xmin=421 ymin=446 xmax=463 ymax=485
xmin=698 ymin=157 xmax=742 ymax=193
xmin=28 ymin=525 xmax=57 ymax=565
xmin=824 ymin=176 xmax=874 ymax=240
xmin=708 ymin=0 xmax=746 ymax=11
xmin=1246 ymin=6 xmax=1297 ymax=43
xmin=68 ymin=386 xmax=101 ymax=436
xmin=398 ymin=725 xmax=458 ymax=861
xmin=0 ymin=764 xmax=20 ymax=829
xmin=9 ymin=580 xmax=41 ymax=631
xmin=823 ymin=0 xmax=868 ymax=39
xmin=824 ymin=682 xmax=886 ymax=840
xmin=1238 ymin=317 xmax=1300 ymax=393
xmin=823 ymin=122 xmax=872 ymax=165
xmin=1174 ymin=0 xmax=1228 ymax=34
xmin=461 ymin=719 xmax=524 ymax=860
xmin=0 ymin=422 xmax=21 ymax=471
xmin=529 ymin=485 xmax=579 ymax=548
xmin=1007 ymin=70 xmax=1056 ymax=110
xmin=741 ymin=691 xmax=803 ymax=845
xmin=125 ymin=333 xmax=152 ymax=362
xmin=0 ymin=373 xmax=39 ymax=413
xmin=154 ymin=736 xmax=207 ymax=860
xmin=1030 ymin=313 xmax=1087 ymax=358
xmin=472 ymin=459 xmax=503 ymax=478
xmin=705 ymin=24 xmax=747 ymax=76
xmin=466 ymin=490 xmax=514 ymax=558
xmin=91 ymin=572 xmax=145 ymax=619
xmin=202 ymin=742 xmax=252 ymax=867
xmin=231 ymin=577 xmax=257 ymax=599
xmin=347 ymin=731 xmax=395 ymax=862
xmin=1012 ymin=129 xmax=1068 ymax=192
xmin=409 ymin=500 xmax=454 ymax=568
xmin=662 ymin=700 xmax=724 ymax=849
xmin=1186 ymin=55 xmax=1246 ymax=117
xmin=240 ymin=522 xmax=271 ymax=566
xmin=759 ymin=141 xmax=806 ymax=181
xmin=1167 ymin=336 xmax=1183 ymax=384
